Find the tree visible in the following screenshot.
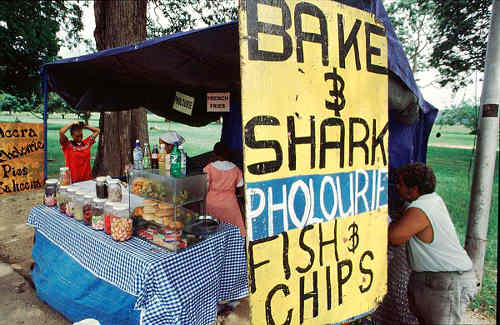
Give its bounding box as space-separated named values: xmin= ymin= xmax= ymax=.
xmin=92 ymin=0 xmax=149 ymax=177
xmin=436 ymin=100 xmax=479 ymax=134
xmin=147 ymin=0 xmax=237 ymax=37
xmin=0 ymin=1 xmax=90 ymax=101
xmin=385 ymin=0 xmax=435 ymax=76
xmin=425 ymin=0 xmax=492 ymax=91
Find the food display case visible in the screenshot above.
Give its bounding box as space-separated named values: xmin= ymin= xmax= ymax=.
xmin=128 ymin=169 xmax=208 ymax=251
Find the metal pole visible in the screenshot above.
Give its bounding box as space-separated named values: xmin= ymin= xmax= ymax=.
xmin=43 ymin=71 xmax=48 ymax=181
xmin=465 ymin=0 xmax=500 ymax=289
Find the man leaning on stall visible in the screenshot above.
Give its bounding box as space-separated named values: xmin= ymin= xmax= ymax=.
xmin=388 ymin=162 xmax=478 ymax=325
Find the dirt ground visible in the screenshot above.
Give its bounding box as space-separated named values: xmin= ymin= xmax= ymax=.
xmin=0 ymin=189 xmax=495 ymax=325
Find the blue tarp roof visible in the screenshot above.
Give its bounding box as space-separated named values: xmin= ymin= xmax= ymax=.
xmin=41 ymin=0 xmax=437 ymax=183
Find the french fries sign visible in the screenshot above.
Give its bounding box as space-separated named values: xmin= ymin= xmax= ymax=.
xmin=239 ymin=1 xmax=389 ymax=324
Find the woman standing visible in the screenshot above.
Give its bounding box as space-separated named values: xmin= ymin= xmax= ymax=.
xmin=203 ymin=142 xmax=245 ymax=237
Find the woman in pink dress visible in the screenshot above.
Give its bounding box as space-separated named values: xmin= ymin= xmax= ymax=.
xmin=203 ymin=142 xmax=246 ymax=237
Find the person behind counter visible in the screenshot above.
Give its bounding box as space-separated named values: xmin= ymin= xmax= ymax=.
xmin=159 ymin=130 xmax=185 ymax=154
xmin=203 ymin=142 xmax=245 ymax=237
xmin=388 ymin=162 xmax=477 ymax=325
xmin=59 ymin=121 xmax=100 ymax=182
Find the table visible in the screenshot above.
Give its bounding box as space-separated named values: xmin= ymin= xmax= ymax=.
xmin=27 ymin=205 xmax=248 ymax=325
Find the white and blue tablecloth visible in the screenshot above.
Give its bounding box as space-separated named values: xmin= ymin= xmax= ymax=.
xmin=27 ymin=205 xmax=248 ymax=325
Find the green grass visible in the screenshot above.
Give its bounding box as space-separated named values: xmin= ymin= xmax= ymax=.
xmin=427 ymin=146 xmax=498 ymax=317
xmin=1 ymin=112 xmax=497 ymax=317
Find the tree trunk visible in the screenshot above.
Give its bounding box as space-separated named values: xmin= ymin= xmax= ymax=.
xmin=92 ymin=0 xmax=149 ymax=177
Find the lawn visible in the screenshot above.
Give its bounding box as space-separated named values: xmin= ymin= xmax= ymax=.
xmin=1 ymin=112 xmax=497 ymax=317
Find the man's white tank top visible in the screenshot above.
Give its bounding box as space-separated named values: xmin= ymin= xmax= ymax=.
xmin=407 ymin=192 xmax=473 ymax=272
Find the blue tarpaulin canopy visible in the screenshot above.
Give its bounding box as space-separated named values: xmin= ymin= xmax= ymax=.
xmin=41 ymin=0 xmax=437 ymax=185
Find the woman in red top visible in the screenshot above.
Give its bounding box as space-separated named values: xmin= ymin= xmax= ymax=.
xmin=59 ymin=121 xmax=100 ymax=183
xmin=203 ymin=142 xmax=245 ymax=237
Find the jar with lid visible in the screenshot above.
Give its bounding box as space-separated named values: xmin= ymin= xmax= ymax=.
xmin=57 ymin=185 xmax=69 ymax=213
xmin=65 ymin=187 xmax=77 ymax=217
xmin=73 ymin=191 xmax=86 ymax=221
xmin=44 ymin=179 xmax=58 ymax=206
xmin=104 ymin=201 xmax=117 ymax=235
xmin=91 ymin=198 xmax=106 ymax=230
xmin=111 ymin=203 xmax=133 ymax=242
xmin=95 ymin=176 xmax=108 ymax=199
xmin=107 ymin=179 xmax=122 ymax=202
xmin=83 ymin=194 xmax=94 ymax=225
xmin=59 ymin=167 xmax=72 ymax=186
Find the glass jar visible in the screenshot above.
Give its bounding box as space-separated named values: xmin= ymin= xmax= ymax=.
xmin=44 ymin=179 xmax=58 ymax=206
xmin=73 ymin=191 xmax=86 ymax=221
xmin=111 ymin=203 xmax=133 ymax=242
xmin=65 ymin=187 xmax=77 ymax=217
xmin=107 ymin=179 xmax=122 ymax=202
xmin=59 ymin=167 xmax=72 ymax=186
xmin=83 ymin=194 xmax=94 ymax=225
xmin=91 ymin=198 xmax=106 ymax=230
xmin=95 ymin=176 xmax=108 ymax=199
xmin=104 ymin=201 xmax=117 ymax=235
xmin=57 ymin=185 xmax=69 ymax=213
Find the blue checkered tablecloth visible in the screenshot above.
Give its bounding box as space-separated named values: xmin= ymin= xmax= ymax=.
xmin=27 ymin=205 xmax=248 ymax=325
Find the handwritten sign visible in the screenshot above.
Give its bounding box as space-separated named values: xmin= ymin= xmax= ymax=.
xmin=207 ymin=92 xmax=230 ymax=112
xmin=172 ymin=91 xmax=194 ymax=116
xmin=239 ymin=1 xmax=388 ymax=324
xmin=0 ymin=123 xmax=44 ymax=195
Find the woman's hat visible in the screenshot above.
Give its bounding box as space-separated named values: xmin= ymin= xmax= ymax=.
xmin=159 ymin=131 xmax=185 ymax=145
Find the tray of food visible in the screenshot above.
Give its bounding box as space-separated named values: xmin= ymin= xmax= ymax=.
xmin=134 ymin=219 xmax=203 ymax=252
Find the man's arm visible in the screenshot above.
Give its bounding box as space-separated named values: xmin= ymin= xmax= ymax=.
xmin=59 ymin=122 xmax=74 ymax=145
xmin=388 ymin=207 xmax=431 ymax=245
xmin=84 ymin=125 xmax=100 ymax=139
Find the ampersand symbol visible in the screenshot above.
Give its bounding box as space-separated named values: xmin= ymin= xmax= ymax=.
xmin=348 ymin=221 xmax=359 ymax=253
xmin=324 ymin=67 xmax=346 ymax=117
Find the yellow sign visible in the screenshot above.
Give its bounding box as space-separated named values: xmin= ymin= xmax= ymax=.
xmin=239 ymin=1 xmax=388 ymax=324
xmin=0 ymin=123 xmax=44 ymax=195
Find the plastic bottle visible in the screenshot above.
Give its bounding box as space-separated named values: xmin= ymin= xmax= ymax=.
xmin=143 ymin=143 xmax=151 ymax=169
xmin=133 ymin=139 xmax=143 ymax=170
xmin=170 ymin=142 xmax=181 ymax=177
xmin=179 ymin=144 xmax=187 ymax=176
xmin=158 ymin=143 xmax=166 ymax=170
xmin=151 ymin=144 xmax=159 ymax=169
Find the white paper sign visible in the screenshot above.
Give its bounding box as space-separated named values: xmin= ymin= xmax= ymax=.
xmin=173 ymin=91 xmax=194 ymax=116
xmin=207 ymin=92 xmax=230 ymax=112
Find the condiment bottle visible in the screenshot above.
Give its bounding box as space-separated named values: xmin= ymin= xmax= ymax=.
xmin=57 ymin=185 xmax=69 ymax=213
xmin=107 ymin=179 xmax=122 ymax=202
xmin=73 ymin=191 xmax=86 ymax=221
xmin=91 ymin=198 xmax=106 ymax=230
xmin=95 ymin=176 xmax=108 ymax=199
xmin=59 ymin=167 xmax=72 ymax=186
xmin=44 ymin=179 xmax=58 ymax=206
xmin=65 ymin=187 xmax=77 ymax=217
xmin=111 ymin=203 xmax=133 ymax=242
xmin=83 ymin=194 xmax=94 ymax=225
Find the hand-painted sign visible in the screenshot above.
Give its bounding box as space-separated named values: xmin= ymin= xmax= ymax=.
xmin=172 ymin=91 xmax=194 ymax=116
xmin=0 ymin=123 xmax=44 ymax=195
xmin=239 ymin=1 xmax=388 ymax=324
xmin=207 ymin=92 xmax=230 ymax=112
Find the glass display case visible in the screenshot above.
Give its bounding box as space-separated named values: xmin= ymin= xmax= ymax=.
xmin=128 ymin=169 xmax=208 ymax=251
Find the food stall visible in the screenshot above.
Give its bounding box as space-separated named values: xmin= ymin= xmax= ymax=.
xmin=33 ymin=1 xmax=438 ymax=324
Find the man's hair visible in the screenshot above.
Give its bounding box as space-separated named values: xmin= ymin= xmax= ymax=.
xmin=398 ymin=162 xmax=436 ymax=194
xmin=70 ymin=122 xmax=84 ymax=135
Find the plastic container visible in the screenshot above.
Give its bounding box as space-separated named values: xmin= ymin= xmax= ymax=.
xmin=57 ymin=185 xmax=69 ymax=213
xmin=65 ymin=187 xmax=77 ymax=217
xmin=59 ymin=167 xmax=72 ymax=186
xmin=73 ymin=191 xmax=86 ymax=221
xmin=44 ymin=179 xmax=58 ymax=206
xmin=104 ymin=201 xmax=118 ymax=235
xmin=83 ymin=194 xmax=94 ymax=225
xmin=95 ymin=176 xmax=108 ymax=199
xmin=107 ymin=179 xmax=122 ymax=202
xmin=111 ymin=203 xmax=133 ymax=242
xmin=91 ymin=198 xmax=106 ymax=230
